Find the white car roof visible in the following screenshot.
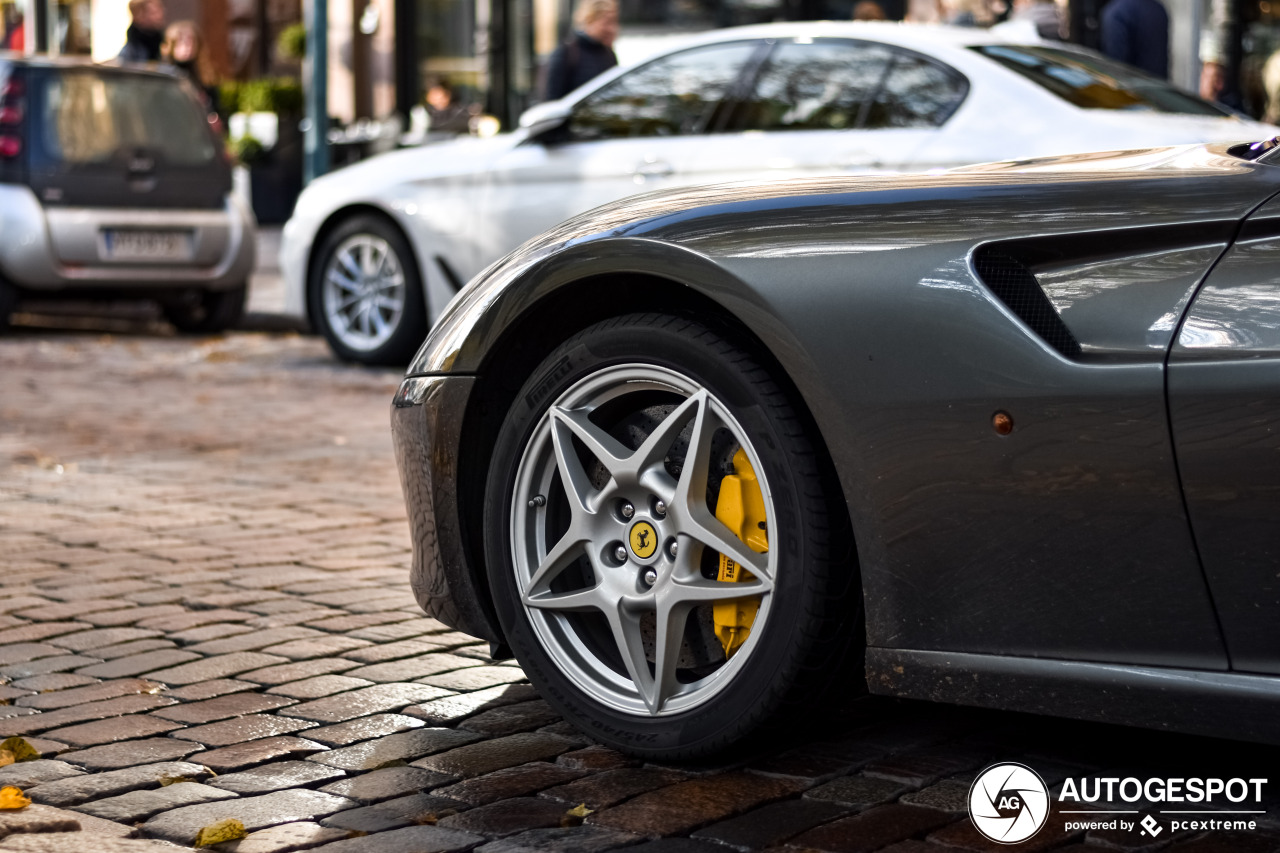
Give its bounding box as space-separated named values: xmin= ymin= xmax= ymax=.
xmin=566 ymin=21 xmax=1058 ymax=108
xmin=626 ymin=20 xmax=1032 ymax=50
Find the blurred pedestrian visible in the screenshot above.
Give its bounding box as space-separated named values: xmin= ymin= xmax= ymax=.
xmin=852 ymin=1 xmax=887 ymax=20
xmin=161 ymin=21 xmax=219 ymax=113
xmin=542 ymin=0 xmax=619 ymax=101
xmin=941 ymin=0 xmax=993 ymax=26
xmin=119 ymin=0 xmax=165 ymax=62
xmin=1201 ymin=57 xmax=1243 ymax=112
xmin=1 ymin=6 xmax=23 ymax=51
xmin=423 ymin=77 xmax=474 ymax=135
xmin=1100 ymin=0 xmax=1168 ymax=79
xmin=1263 ymin=49 xmax=1280 ymax=123
xmin=993 ymin=0 xmax=1062 ymax=40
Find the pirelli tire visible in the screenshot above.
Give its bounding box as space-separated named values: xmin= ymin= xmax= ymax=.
xmin=482 ymin=312 xmax=860 ymax=759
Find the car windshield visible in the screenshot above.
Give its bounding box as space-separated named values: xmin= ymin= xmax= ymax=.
xmin=39 ymin=70 xmax=216 ymax=166
xmin=972 ymin=45 xmax=1230 ymax=117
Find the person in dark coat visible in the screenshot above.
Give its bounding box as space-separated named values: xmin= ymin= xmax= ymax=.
xmin=1101 ymin=0 xmax=1169 ymax=79
xmin=542 ymin=0 xmax=619 ymax=102
xmin=119 ymin=0 xmax=166 ymax=62
xmin=161 ymin=21 xmax=219 ymax=117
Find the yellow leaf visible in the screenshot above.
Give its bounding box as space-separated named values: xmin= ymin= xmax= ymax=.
xmin=159 ymin=776 xmax=192 ymax=787
xmin=0 ymin=738 xmax=40 ymax=763
xmin=560 ymin=803 xmax=594 ymax=827
xmin=0 ymin=750 xmax=14 ymax=769
xmin=0 ymin=787 xmax=31 ymax=810
xmin=193 ymin=818 xmax=246 ymax=847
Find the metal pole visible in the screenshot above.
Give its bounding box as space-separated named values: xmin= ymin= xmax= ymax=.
xmin=304 ymin=0 xmax=330 ymax=184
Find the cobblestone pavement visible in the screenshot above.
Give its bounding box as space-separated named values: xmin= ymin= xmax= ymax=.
xmin=2 ymin=316 xmax=1280 ymax=853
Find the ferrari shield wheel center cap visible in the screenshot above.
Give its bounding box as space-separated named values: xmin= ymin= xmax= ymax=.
xmin=628 ymin=520 xmax=659 ymax=561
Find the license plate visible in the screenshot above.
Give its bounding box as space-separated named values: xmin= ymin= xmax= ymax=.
xmin=103 ymin=229 xmax=192 ymax=261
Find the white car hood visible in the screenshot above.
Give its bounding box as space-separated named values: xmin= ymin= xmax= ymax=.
xmin=301 ymin=134 xmax=523 ymax=207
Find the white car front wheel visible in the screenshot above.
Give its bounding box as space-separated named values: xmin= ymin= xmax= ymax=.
xmin=310 ymin=214 xmax=427 ymax=365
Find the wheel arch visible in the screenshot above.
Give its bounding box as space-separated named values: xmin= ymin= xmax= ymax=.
xmin=304 ymin=202 xmax=430 ymax=331
xmin=455 ymin=259 xmax=860 ymax=650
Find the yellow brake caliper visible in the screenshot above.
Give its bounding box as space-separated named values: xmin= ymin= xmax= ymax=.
xmin=712 ymin=447 xmax=767 ymax=658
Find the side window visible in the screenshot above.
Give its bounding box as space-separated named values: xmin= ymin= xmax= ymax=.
xmin=730 ymin=39 xmax=894 ymax=132
xmin=865 ymin=52 xmax=968 ymax=129
xmin=567 ymin=41 xmax=760 ymax=142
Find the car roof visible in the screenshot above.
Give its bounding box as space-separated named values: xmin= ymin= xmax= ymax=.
xmin=624 ymin=20 xmax=1038 ymax=53
xmin=0 ymin=51 xmax=180 ymax=79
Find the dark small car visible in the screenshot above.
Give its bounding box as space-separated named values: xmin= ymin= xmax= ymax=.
xmin=0 ymin=56 xmax=254 ymax=332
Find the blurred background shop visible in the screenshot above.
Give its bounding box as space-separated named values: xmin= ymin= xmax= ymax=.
xmin=4 ymin=0 xmax=1280 ymax=172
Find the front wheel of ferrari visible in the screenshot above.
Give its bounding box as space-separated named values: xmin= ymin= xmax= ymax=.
xmin=484 ymin=313 xmax=857 ymax=759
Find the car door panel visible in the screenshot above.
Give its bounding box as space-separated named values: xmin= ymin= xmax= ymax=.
xmin=1169 ymin=193 xmax=1280 ymax=675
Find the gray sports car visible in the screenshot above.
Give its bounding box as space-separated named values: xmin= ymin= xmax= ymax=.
xmin=391 ymin=141 xmax=1280 ymax=758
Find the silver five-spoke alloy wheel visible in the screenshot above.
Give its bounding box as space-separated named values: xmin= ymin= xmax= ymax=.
xmin=510 ymin=363 xmax=777 ymax=717
xmin=321 ymin=233 xmax=406 ymax=353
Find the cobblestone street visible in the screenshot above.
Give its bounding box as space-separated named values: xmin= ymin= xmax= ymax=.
xmin=1 ymin=305 xmax=1279 ymax=852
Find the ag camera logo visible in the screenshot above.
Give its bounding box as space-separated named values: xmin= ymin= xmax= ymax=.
xmin=969 ymin=763 xmax=1050 ymax=844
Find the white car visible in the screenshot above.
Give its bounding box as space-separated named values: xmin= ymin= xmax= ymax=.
xmin=281 ymin=21 xmax=1277 ymax=364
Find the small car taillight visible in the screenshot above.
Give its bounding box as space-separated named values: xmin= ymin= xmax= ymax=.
xmin=0 ymin=105 xmax=21 ymax=125
xmin=0 ymin=135 xmax=20 ymax=158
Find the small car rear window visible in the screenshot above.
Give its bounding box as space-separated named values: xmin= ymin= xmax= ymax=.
xmin=39 ymin=70 xmax=216 ymax=166
xmin=972 ymin=45 xmax=1230 ymax=117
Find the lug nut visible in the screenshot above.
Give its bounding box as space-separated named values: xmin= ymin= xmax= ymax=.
xmin=614 ymin=545 xmax=628 ymax=562
xmin=643 ymin=568 xmax=658 ymax=587
xmin=667 ymin=540 xmax=678 ymax=558
xmin=620 ymin=502 xmax=634 ymax=519
xmin=655 ymin=500 xmax=667 ymax=516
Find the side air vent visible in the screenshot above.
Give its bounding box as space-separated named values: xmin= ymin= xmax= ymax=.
xmin=972 ymin=246 xmax=1082 ymax=359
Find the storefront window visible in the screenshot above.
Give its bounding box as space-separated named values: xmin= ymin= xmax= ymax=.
xmin=407 ymin=0 xmax=487 ymax=136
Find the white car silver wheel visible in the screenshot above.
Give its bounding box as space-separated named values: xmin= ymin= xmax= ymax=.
xmin=321 ymin=233 xmax=407 ymax=353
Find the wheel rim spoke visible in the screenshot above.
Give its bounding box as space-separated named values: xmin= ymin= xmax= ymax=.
xmin=525 ymin=521 xmax=590 ymax=596
xmin=606 ymin=602 xmax=658 ymax=710
xmin=647 ymin=598 xmax=688 ymax=715
xmin=525 ymin=583 xmax=607 ymax=612
xmin=684 ymin=511 xmax=771 ymax=581
xmin=630 ymin=390 xmax=704 ymax=478
xmin=550 ymin=413 xmax=607 ymax=515
xmin=337 ymin=250 xmax=361 ymax=279
xmin=668 ymin=572 xmax=771 ymax=603
xmin=327 ymin=268 xmax=359 ymax=292
xmin=552 ymin=407 xmax=632 ymax=482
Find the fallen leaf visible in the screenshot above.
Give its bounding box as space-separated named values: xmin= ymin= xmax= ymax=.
xmin=159 ymin=776 xmax=192 ymax=787
xmin=193 ymin=818 xmax=246 ymax=847
xmin=0 ymin=787 xmax=31 ymax=810
xmin=0 ymin=738 xmax=40 ymax=763
xmin=561 ymin=803 xmax=593 ymax=827
xmin=0 ymin=751 xmax=13 ymax=769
